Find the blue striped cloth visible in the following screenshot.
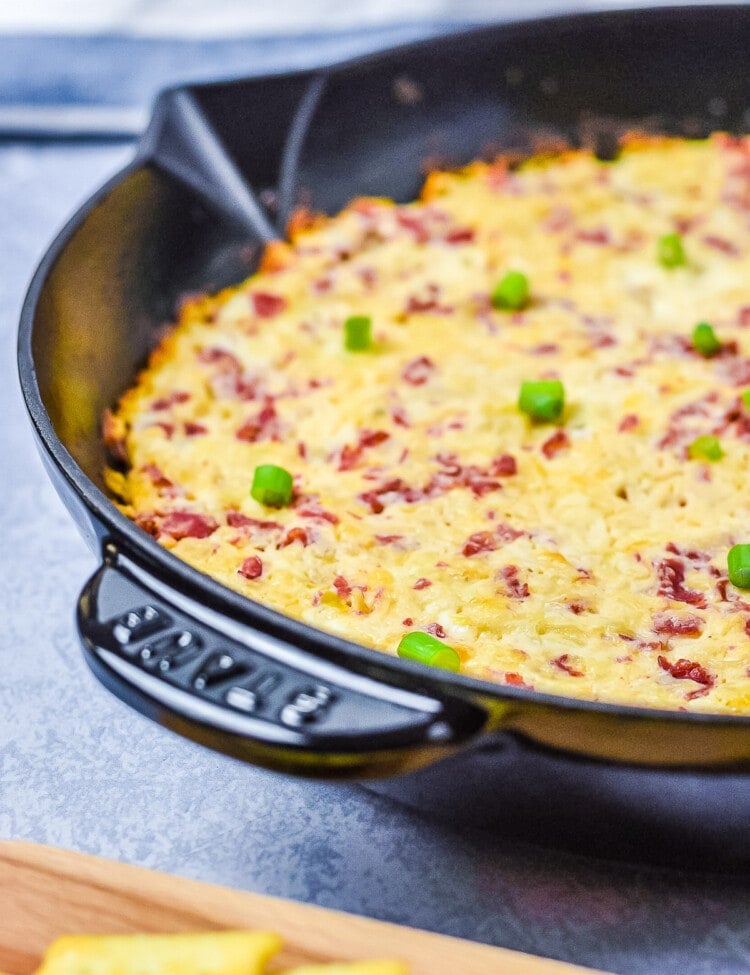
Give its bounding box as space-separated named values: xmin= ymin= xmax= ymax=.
xmin=0 ymin=27 xmax=456 ymax=111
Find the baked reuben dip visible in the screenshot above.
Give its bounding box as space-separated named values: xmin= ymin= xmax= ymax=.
xmin=105 ymin=135 xmax=750 ymax=712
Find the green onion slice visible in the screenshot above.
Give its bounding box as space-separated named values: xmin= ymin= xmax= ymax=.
xmin=728 ymin=544 xmax=750 ymax=589
xmin=692 ymin=322 xmax=721 ymax=357
xmin=518 ymin=379 xmax=565 ymax=423
xmin=658 ymin=232 xmax=687 ymax=268
xmin=687 ymin=435 xmax=724 ymax=462
xmin=491 ymin=270 xmax=530 ymax=311
xmin=397 ymin=631 xmax=461 ymax=671
xmin=251 ymin=464 xmax=293 ymax=508
xmin=344 ymin=315 xmax=373 ymax=351
xmin=741 ymin=389 xmax=750 ymax=410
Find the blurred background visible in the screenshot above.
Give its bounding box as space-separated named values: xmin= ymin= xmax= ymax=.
xmin=0 ymin=0 xmax=721 ymax=34
xmin=0 ymin=0 xmax=729 ymax=140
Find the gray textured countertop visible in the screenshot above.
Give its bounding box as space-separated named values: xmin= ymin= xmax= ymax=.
xmin=3 ymin=28 xmax=750 ymax=975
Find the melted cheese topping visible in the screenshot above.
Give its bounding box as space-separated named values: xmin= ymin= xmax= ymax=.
xmin=106 ymin=135 xmax=750 ymax=713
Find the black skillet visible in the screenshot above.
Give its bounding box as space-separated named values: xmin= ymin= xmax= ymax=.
xmin=19 ymin=6 xmax=750 ymax=867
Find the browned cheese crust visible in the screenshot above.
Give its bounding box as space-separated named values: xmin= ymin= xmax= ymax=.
xmin=106 ymin=135 xmax=750 ymax=712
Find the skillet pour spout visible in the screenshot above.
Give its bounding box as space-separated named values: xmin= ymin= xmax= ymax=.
xmin=18 ymin=9 xmax=750 ymax=861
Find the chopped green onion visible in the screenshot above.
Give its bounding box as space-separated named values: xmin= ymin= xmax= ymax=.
xmin=728 ymin=544 xmax=750 ymax=589
xmin=657 ymin=232 xmax=687 ymax=268
xmin=741 ymin=388 xmax=750 ymax=410
xmin=344 ymin=315 xmax=372 ymax=351
xmin=251 ymin=464 xmax=293 ymax=507
xmin=518 ymin=379 xmax=565 ymax=423
xmin=397 ymin=631 xmax=461 ymax=672
xmin=491 ymin=270 xmax=530 ymax=310
xmin=692 ymin=322 xmax=721 ymax=357
xmin=688 ymin=435 xmax=724 ymax=462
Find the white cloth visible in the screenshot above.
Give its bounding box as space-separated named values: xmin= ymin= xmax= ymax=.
xmin=0 ymin=0 xmax=735 ymax=37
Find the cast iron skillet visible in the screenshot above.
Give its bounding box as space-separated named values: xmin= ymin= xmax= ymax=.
xmin=19 ymin=7 xmax=750 ymax=864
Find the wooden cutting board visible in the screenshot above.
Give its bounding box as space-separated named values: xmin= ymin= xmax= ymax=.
xmin=0 ymin=842 xmax=609 ymax=975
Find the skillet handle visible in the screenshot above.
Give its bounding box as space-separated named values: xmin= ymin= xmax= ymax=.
xmin=76 ymin=544 xmax=487 ymax=779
